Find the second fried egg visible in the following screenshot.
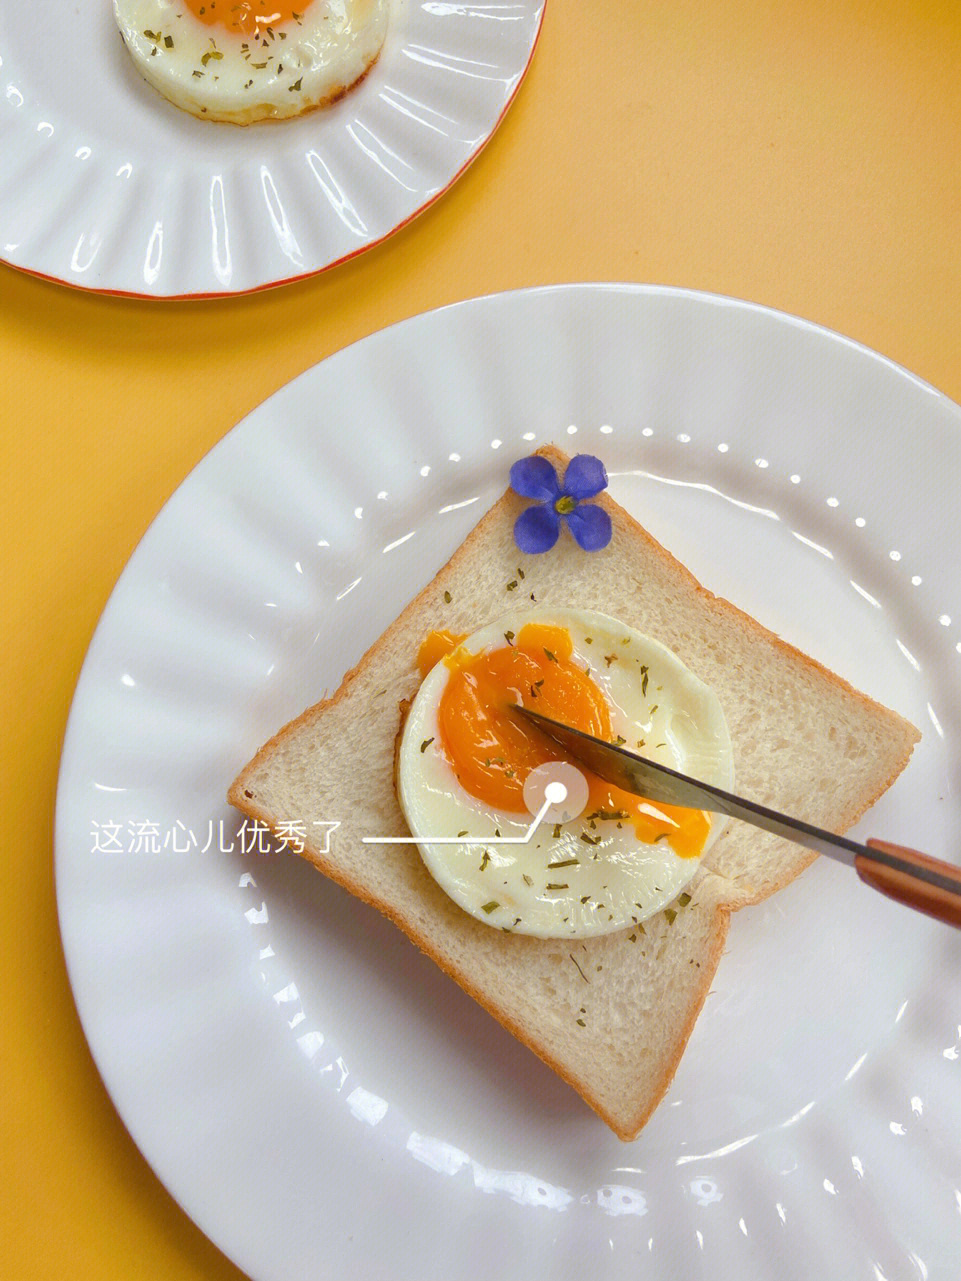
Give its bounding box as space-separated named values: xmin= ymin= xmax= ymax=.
xmin=114 ymin=0 xmax=389 ymax=124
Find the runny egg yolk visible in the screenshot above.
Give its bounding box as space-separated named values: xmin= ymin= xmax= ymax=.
xmin=417 ymin=629 xmax=467 ymax=679
xmin=182 ymin=0 xmax=311 ymax=35
xmin=416 ymin=624 xmax=710 ymax=858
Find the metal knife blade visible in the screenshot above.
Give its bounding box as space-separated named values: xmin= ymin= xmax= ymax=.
xmin=510 ymin=704 xmax=961 ymax=899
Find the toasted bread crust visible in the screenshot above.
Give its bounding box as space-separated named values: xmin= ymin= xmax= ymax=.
xmin=228 ymin=443 xmax=919 ymax=1138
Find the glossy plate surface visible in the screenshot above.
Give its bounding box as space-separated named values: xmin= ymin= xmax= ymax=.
xmin=0 ymin=2 xmax=544 ymax=297
xmin=56 ymin=286 xmax=961 ymax=1280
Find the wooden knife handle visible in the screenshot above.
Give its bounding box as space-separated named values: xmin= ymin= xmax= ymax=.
xmin=857 ymin=840 xmax=961 ymax=928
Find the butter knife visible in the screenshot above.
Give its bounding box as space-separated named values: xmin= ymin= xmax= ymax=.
xmin=512 ymin=704 xmax=961 ymax=928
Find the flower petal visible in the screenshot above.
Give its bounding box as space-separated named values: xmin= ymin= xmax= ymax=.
xmin=514 ymin=504 xmax=560 ymax=554
xmin=509 ymin=455 xmax=561 ymax=502
xmin=562 ymin=454 xmax=608 ymax=501
xmin=564 ymin=503 xmax=613 ymax=551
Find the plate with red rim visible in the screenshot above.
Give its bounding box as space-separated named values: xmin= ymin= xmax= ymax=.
xmin=56 ymin=285 xmax=961 ymax=1280
xmin=0 ymin=1 xmax=545 ymax=298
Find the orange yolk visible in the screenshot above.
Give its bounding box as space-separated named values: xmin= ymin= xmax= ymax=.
xmin=418 ymin=624 xmax=710 ymax=858
xmin=182 ymin=0 xmax=310 ymax=36
xmin=417 ymin=629 xmax=467 ymax=680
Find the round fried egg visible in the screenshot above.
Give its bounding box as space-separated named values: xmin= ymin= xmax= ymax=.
xmin=114 ymin=0 xmax=389 ymax=124
xmin=398 ymin=610 xmax=734 ymax=939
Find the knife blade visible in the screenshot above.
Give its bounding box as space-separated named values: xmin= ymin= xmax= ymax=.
xmin=511 ymin=703 xmax=961 ymax=927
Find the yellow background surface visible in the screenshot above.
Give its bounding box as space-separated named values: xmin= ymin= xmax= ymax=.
xmin=3 ymin=2 xmax=959 ymax=1276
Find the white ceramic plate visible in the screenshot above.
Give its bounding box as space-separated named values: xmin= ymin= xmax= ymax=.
xmin=56 ymin=286 xmax=961 ymax=1281
xmin=0 ymin=2 xmax=543 ymax=297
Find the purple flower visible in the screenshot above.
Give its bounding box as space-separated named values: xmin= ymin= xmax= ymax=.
xmin=509 ymin=454 xmax=612 ymax=554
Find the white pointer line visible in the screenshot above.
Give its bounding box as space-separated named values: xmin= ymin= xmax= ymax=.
xmin=362 ymin=795 xmax=555 ymax=846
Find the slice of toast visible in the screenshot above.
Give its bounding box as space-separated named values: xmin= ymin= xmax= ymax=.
xmin=228 ymin=445 xmax=919 ymax=1139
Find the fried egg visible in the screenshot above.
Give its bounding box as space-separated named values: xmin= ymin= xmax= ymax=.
xmin=398 ymin=610 xmax=734 ymax=939
xmin=114 ymin=0 xmax=389 ymax=124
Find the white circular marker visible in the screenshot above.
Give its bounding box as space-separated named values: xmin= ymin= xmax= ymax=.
xmin=523 ymin=762 xmax=590 ymax=824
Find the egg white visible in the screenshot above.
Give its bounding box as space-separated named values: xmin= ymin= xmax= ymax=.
xmin=398 ymin=609 xmax=734 ymax=939
xmin=114 ymin=0 xmax=389 ymax=124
